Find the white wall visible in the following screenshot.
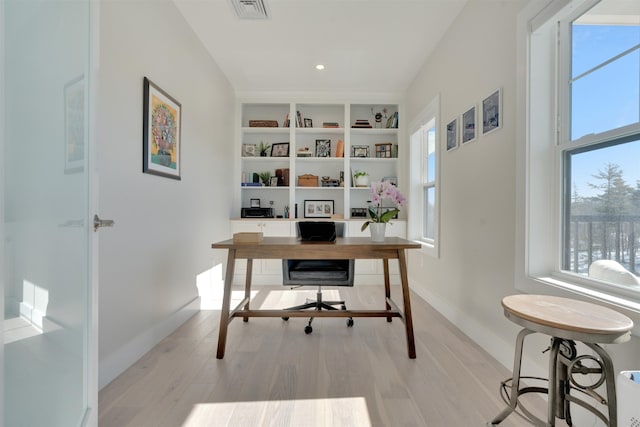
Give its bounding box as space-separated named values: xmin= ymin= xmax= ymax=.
xmin=97 ymin=0 xmax=234 ymax=388
xmin=406 ymin=0 xmax=528 ymax=369
xmin=406 ymin=2 xmax=640 ymax=424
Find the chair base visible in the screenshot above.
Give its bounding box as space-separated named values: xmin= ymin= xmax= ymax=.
xmin=282 ymin=290 xmax=354 ymax=334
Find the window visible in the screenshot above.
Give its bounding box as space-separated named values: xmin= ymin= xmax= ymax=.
xmin=519 ymin=0 xmax=640 ymax=304
xmin=409 ymin=97 xmax=439 ymax=256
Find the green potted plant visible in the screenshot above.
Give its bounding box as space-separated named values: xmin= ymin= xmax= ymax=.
xmin=353 ymin=170 xmax=369 ymax=187
xmin=258 ymin=171 xmax=272 ymax=186
xmin=258 ymin=141 xmax=271 ymax=157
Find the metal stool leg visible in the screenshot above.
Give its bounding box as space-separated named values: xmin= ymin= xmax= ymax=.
xmin=490 ymin=328 xmax=535 ymax=425
xmin=547 ymin=337 xmax=563 ymax=426
xmin=585 ymin=342 xmax=617 ymax=427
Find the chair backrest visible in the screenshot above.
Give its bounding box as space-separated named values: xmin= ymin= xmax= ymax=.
xmin=298 ymin=221 xmax=338 ymax=242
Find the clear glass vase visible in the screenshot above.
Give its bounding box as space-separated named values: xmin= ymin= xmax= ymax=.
xmin=369 ymin=223 xmax=386 ymax=242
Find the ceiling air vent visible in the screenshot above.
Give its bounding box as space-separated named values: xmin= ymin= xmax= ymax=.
xmin=230 ymin=0 xmax=269 ymax=20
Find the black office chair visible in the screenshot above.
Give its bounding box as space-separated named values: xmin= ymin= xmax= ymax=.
xmin=282 ymin=221 xmax=355 ymax=334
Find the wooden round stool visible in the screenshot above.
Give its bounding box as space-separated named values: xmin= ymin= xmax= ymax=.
xmin=489 ymin=294 xmax=633 ymax=426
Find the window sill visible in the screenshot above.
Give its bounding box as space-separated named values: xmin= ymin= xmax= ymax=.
xmin=412 ymin=238 xmax=438 ymax=258
xmin=518 ymin=274 xmax=640 ymax=337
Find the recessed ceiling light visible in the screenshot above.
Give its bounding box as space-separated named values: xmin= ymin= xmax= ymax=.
xmin=315 ymin=64 xmax=325 ymax=70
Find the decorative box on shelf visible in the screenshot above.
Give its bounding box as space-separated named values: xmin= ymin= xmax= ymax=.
xmin=249 ymin=120 xmax=278 ymax=127
xmin=298 ymin=174 xmax=318 ymax=187
xmin=233 ymin=232 xmax=264 ymax=243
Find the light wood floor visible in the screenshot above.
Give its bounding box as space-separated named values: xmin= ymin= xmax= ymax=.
xmin=99 ymin=286 xmax=549 ymax=426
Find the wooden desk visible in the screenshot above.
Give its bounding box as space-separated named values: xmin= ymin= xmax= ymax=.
xmin=211 ymin=236 xmax=421 ymax=359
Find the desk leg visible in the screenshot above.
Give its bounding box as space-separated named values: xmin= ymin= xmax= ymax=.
xmin=398 ymin=249 xmax=416 ymax=358
xmin=243 ymin=259 xmax=253 ymax=322
xmin=216 ymin=248 xmax=236 ymax=359
xmin=383 ymin=259 xmax=392 ymax=322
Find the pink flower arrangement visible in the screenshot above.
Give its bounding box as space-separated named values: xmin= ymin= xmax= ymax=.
xmin=361 ymin=180 xmax=406 ymax=231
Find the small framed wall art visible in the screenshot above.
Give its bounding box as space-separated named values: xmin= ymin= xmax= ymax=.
xmin=461 ymin=105 xmax=476 ymax=144
xmin=142 ymin=77 xmax=182 ymax=180
xmin=446 ymin=117 xmax=458 ymax=151
xmin=482 ymin=88 xmax=502 ymax=135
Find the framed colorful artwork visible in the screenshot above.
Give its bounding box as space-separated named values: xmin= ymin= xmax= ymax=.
xmin=143 ymin=77 xmax=182 ymax=180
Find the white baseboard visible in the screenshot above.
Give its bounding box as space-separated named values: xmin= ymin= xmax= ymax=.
xmin=98 ymin=297 xmax=200 ymax=390
xmin=408 ymin=279 xmax=544 ymax=374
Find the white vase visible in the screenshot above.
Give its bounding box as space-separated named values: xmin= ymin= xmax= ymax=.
xmin=354 ymin=175 xmax=369 ymax=187
xmin=369 ymin=223 xmax=386 ymax=242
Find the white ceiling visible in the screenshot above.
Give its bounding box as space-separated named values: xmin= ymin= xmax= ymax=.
xmin=174 ymin=0 xmax=467 ymax=94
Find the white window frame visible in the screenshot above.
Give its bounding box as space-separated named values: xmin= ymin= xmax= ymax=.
xmin=408 ymin=95 xmax=440 ymax=257
xmin=516 ymin=0 xmax=640 ymax=325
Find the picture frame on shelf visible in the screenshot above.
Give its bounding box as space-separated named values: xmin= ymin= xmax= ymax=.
xmin=250 ymin=198 xmax=260 ymax=208
xmin=142 ymin=77 xmax=181 ymax=180
xmin=482 ymin=88 xmax=502 ymax=135
xmin=382 ymin=176 xmax=397 ymax=186
xmin=446 ymin=117 xmax=458 ymax=152
xmin=242 ymin=143 xmax=257 ymax=157
xmin=270 ymin=176 xmax=279 ymax=187
xmin=351 ymin=145 xmax=369 ymax=158
xmin=375 ymin=142 xmax=393 ymax=158
xmin=270 ymin=142 xmax=290 ymax=157
xmin=315 ymin=139 xmax=331 ymax=157
xmin=304 ymin=118 xmax=313 ymax=128
xmin=304 ymin=200 xmax=334 ymax=218
xmin=461 ymin=105 xmax=476 ymax=144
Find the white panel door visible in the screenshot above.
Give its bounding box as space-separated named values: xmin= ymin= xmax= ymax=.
xmin=2 ymin=0 xmax=97 ymax=425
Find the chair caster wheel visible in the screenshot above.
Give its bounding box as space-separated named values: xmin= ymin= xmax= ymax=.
xmin=304 ymin=325 xmax=313 ymax=334
xmin=282 ymin=317 xmax=289 ymax=321
xmin=347 ymin=318 xmax=354 ymax=327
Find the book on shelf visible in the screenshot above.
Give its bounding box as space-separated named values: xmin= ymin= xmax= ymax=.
xmin=296 ymin=110 xmax=303 ymax=128
xmin=283 ymin=113 xmax=290 ymax=128
xmin=386 ymin=111 xmax=399 ymax=129
xmin=241 ymin=182 xmax=262 ymax=187
xmin=352 ymin=119 xmax=372 ymax=128
xmin=322 ymin=122 xmax=339 ymax=128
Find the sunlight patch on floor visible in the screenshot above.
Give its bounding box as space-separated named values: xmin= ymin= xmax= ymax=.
xmin=4 ymin=316 xmax=42 ymax=344
xmin=182 ymin=397 xmax=371 ymax=427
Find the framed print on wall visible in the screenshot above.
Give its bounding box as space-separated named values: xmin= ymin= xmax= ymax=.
xmin=446 ymin=117 xmax=458 ymax=151
xmin=64 ymin=75 xmax=85 ymax=173
xmin=304 ymin=200 xmax=334 ymax=218
xmin=143 ymin=77 xmax=182 ymax=180
xmin=461 ymin=105 xmax=476 ymax=144
xmin=482 ymin=88 xmax=502 ymax=135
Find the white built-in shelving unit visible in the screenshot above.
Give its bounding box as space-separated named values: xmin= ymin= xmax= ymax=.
xmin=235 ymin=100 xmax=403 ymax=220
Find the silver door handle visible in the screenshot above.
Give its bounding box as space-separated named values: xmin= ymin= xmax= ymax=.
xmin=93 ymin=214 xmax=115 ymax=232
